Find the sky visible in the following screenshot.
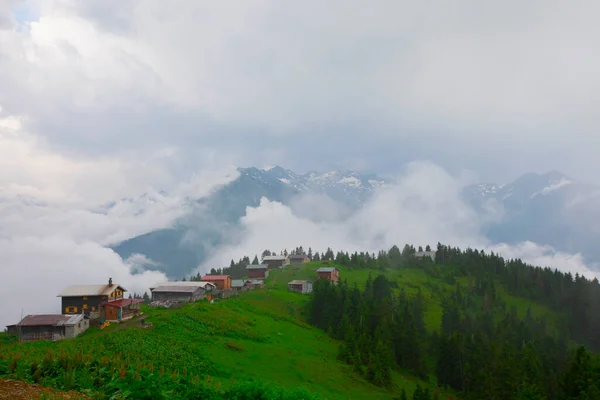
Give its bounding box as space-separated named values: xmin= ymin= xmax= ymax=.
xmin=1 ymin=0 xmax=600 ymax=327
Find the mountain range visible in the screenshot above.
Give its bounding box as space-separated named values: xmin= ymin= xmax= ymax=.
xmin=111 ymin=167 xmax=600 ymax=278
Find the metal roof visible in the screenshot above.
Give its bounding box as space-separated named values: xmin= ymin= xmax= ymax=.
xmin=57 ymin=284 xmax=127 ymax=297
xmin=250 ymin=279 xmax=264 ymax=285
xmin=231 ymin=279 xmax=250 ymax=288
xmin=149 ymin=281 xmax=214 ymax=290
xmin=151 ymin=285 xmax=200 ymax=293
xmin=289 ymin=254 xmax=308 ymax=259
xmin=9 ymin=314 xmax=84 ymax=327
xmin=288 ymin=280 xmax=309 ymax=285
xmin=201 ymin=275 xmax=230 ymax=281
xmin=262 ymin=255 xmax=288 ymax=261
xmin=246 ymin=264 xmax=267 ymax=269
xmin=103 ymin=298 xmax=144 ymax=308
xmin=317 ymin=267 xmax=338 ymax=273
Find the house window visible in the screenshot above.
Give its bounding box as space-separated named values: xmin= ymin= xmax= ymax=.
xmin=66 ymin=306 xmax=77 ymax=313
xmin=83 ymin=304 xmax=88 ymax=309
xmin=83 ymin=296 xmax=88 ymax=300
xmin=109 ymin=292 xmax=114 ymax=298
xmin=92 ymin=306 xmax=96 ymax=311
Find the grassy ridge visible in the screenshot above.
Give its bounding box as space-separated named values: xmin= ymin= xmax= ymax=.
xmin=1 ymin=287 xmax=431 ymax=399
xmin=270 ymin=261 xmax=560 ymax=335
xmin=0 ymin=260 xmax=562 ymax=399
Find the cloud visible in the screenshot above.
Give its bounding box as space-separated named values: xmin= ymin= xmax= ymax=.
xmin=0 ymin=0 xmax=599 ymax=183
xmin=0 ymin=109 xmax=238 ymax=328
xmin=199 ymin=161 xmax=598 ymax=281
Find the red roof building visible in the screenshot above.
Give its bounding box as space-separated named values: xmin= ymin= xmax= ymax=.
xmin=103 ymin=298 xmax=144 ymax=322
xmin=201 ymin=275 xmax=232 ymax=290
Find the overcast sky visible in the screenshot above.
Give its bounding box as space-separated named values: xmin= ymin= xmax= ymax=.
xmin=1 ymin=0 xmax=599 ymax=185
xmin=1 ymin=0 xmax=600 ymax=327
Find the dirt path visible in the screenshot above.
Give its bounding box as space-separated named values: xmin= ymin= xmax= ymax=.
xmin=0 ymin=379 xmax=89 ymax=399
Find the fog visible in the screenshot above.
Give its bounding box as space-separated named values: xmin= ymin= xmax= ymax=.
xmin=200 ymin=162 xmax=598 ymax=280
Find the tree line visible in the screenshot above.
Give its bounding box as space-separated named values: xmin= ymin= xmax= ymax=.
xmin=305 ymin=243 xmax=600 ymax=400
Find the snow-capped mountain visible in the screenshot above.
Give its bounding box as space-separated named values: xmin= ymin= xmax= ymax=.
xmin=111 ymin=167 xmax=600 ymax=278
xmin=463 ymin=171 xmax=600 ymax=266
xmin=111 ymin=166 xmax=390 ymax=278
xmin=241 ymin=166 xmax=390 ymax=207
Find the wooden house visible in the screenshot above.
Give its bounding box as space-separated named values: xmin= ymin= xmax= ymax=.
xmin=231 ymin=279 xmax=254 ymax=292
xmin=250 ymin=279 xmax=265 ymax=289
xmin=316 ymin=267 xmax=340 ymax=284
xmin=103 ymin=298 xmax=144 ymax=322
xmin=57 ymin=278 xmax=127 ymax=319
xmin=201 ymin=275 xmax=232 ymax=290
xmin=6 ymin=314 xmax=88 ymax=342
xmin=246 ymin=264 xmax=269 ymax=279
xmin=261 ymin=255 xmax=290 ymax=270
xmin=289 ymin=254 xmax=310 ymax=265
xmin=288 ymin=280 xmax=313 ymax=294
xmin=149 ymin=281 xmax=215 ymax=303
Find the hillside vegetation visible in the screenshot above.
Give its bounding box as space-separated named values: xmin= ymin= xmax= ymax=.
xmin=1 ymin=243 xmax=599 ymax=399
xmin=0 ymin=284 xmax=450 ymax=399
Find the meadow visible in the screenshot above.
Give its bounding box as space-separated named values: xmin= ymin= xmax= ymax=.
xmin=0 ymin=259 xmax=563 ymax=399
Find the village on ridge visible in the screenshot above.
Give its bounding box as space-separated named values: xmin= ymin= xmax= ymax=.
xmin=5 ymin=252 xmax=346 ymax=343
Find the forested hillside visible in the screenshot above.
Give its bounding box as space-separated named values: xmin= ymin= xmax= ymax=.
xmin=299 ymin=244 xmax=600 ymax=399
xmin=1 ymin=243 xmax=599 ymax=399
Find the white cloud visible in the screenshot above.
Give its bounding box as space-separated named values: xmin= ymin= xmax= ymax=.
xmin=0 ymin=1 xmax=599 ymax=182
xmin=0 ymin=109 xmax=239 ymax=328
xmin=199 ymin=161 xmax=598 ymax=281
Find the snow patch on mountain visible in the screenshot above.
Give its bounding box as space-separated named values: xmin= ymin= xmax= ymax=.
xmin=530 ymin=178 xmax=573 ymax=198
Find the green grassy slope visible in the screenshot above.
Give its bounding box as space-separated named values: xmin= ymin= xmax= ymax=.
xmin=0 ymin=261 xmax=561 ymax=399
xmin=1 ymin=287 xmax=444 ymax=400
xmin=271 ymin=261 xmax=561 ymax=335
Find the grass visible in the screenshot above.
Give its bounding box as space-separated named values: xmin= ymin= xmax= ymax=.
xmin=1 ymin=286 xmax=447 ymax=399
xmin=2 ymin=260 xmax=559 ymax=399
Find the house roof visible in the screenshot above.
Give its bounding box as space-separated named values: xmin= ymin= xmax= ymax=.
xmin=246 ymin=264 xmax=267 ymax=270
xmin=201 ymin=275 xmax=230 ymax=281
xmin=149 ymin=281 xmax=214 ymax=290
xmin=317 ymin=267 xmax=338 ymax=273
xmin=151 ymin=285 xmax=201 ymax=293
xmin=289 ymin=254 xmax=308 ymax=259
xmin=103 ymin=298 xmax=144 ymax=308
xmin=8 ymin=314 xmax=83 ymax=327
xmin=288 ymin=280 xmax=309 ymax=285
xmin=57 ymin=284 xmax=127 ymax=297
xmin=262 ymin=255 xmax=288 ymax=261
xmin=231 ymin=279 xmax=251 ymax=288
xmin=250 ymin=279 xmax=264 ymax=285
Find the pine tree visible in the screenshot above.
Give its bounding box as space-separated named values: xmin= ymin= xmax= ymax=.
xmin=252 ymin=255 xmax=259 ymax=264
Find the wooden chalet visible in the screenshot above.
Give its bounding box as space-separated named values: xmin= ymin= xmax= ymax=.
xmin=201 ymin=275 xmax=232 ymax=290
xmin=261 ymin=255 xmax=290 ymax=270
xmin=57 ymin=278 xmax=134 ymax=322
xmin=316 ymin=267 xmax=340 ymax=284
xmin=246 ymin=264 xmax=269 ymax=279
xmin=288 ymin=280 xmax=313 ymax=294
xmin=6 ymin=314 xmax=88 ymax=342
xmin=289 ymin=254 xmax=310 ymax=265
xmin=149 ymin=281 xmax=215 ymax=303
xmin=232 ymin=279 xmax=254 ymax=292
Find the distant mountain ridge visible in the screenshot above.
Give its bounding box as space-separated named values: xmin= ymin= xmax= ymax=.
xmin=111 ymin=166 xmax=391 ymax=278
xmin=463 ymin=171 xmax=600 ymax=266
xmin=110 ymin=167 xmax=600 ymax=278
